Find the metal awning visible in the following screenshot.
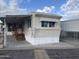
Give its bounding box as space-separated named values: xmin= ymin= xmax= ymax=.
xmin=6 ymin=15 xmax=31 ymax=23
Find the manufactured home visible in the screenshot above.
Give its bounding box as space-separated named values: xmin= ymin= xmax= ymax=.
xmin=61 ymin=15 xmax=79 ymax=41
xmin=0 ymin=12 xmax=61 ymax=48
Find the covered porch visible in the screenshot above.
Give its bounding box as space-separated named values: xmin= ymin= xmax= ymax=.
xmin=5 ymin=15 xmax=32 ymax=48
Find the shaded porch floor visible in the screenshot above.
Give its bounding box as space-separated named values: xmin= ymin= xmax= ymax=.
xmin=6 ymin=35 xmax=31 ymax=48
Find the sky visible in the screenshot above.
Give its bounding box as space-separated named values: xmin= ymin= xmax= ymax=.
xmin=18 ymin=0 xmax=67 ymax=13
xmin=0 ymin=0 xmax=79 ymax=17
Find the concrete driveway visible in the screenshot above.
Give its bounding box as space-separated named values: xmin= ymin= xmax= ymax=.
xmin=0 ymin=40 xmax=79 ymax=50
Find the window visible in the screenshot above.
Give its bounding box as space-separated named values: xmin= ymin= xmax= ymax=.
xmin=41 ymin=21 xmax=48 ymax=27
xmin=41 ymin=21 xmax=56 ymax=27
xmin=49 ymin=22 xmax=55 ymax=27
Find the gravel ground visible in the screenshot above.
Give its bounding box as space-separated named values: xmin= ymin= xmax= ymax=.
xmin=46 ymin=49 xmax=79 ymax=59
xmin=0 ymin=49 xmax=35 ymax=59
xmin=0 ymin=49 xmax=79 ymax=59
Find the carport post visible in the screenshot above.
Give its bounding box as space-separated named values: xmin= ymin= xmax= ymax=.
xmin=3 ymin=19 xmax=7 ymax=47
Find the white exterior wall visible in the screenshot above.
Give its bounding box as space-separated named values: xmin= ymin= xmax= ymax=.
xmin=25 ymin=15 xmax=61 ymax=45
xmin=34 ymin=17 xmax=60 ymax=29
xmin=33 ymin=16 xmax=60 ymax=45
xmin=61 ymin=20 xmax=79 ymax=32
xmin=24 ymin=20 xmax=32 ymax=43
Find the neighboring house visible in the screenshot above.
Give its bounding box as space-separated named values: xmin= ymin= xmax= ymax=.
xmin=0 ymin=12 xmax=61 ymax=47
xmin=61 ymin=15 xmax=79 ymax=41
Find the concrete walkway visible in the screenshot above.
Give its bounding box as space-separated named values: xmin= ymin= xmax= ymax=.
xmin=34 ymin=48 xmax=50 ymax=59
xmin=0 ymin=41 xmax=79 ymax=50
xmin=63 ymin=40 xmax=79 ymax=48
xmin=33 ymin=42 xmax=79 ymax=49
xmin=3 ymin=35 xmax=79 ymax=49
xmin=0 ymin=37 xmax=79 ymax=50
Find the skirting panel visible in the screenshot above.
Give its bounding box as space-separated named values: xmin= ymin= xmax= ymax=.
xmin=25 ymin=36 xmax=59 ymax=45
